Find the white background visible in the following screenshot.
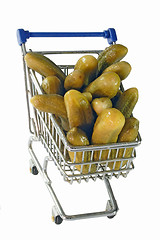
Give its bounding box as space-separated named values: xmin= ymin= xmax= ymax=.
xmin=1 ymin=0 xmax=160 ymax=239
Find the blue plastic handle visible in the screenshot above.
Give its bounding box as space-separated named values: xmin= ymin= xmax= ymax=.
xmin=17 ymin=28 xmax=117 ymax=46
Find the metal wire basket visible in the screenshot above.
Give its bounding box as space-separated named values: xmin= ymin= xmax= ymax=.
xmin=17 ymin=28 xmax=141 ymax=223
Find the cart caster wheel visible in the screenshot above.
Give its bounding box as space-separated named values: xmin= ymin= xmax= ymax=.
xmin=31 ymin=166 xmax=38 ymax=175
xmin=107 ymin=214 xmax=116 ymax=219
xmin=52 ymin=215 xmax=63 ymax=224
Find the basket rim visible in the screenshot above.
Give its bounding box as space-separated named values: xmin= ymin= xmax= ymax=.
xmin=49 ymin=113 xmax=142 ymax=152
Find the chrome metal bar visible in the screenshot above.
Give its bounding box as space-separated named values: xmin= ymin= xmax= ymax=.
xmin=64 ymin=209 xmax=117 ymax=221
xmin=30 ymin=50 xmax=102 ymax=55
xmin=62 ymin=177 xmax=118 ymax=220
xmin=28 ymin=136 xmax=65 ymax=217
xmin=21 ymin=44 xmax=34 ymax=134
xmin=66 ymin=140 xmax=141 ymax=152
xmin=104 ymin=177 xmax=118 ymax=212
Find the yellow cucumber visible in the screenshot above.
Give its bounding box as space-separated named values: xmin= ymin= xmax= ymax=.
xmin=67 ymin=127 xmax=97 ymax=174
xmin=108 ymin=117 xmax=139 ymax=170
xmin=25 ymin=52 xmax=66 ymax=81
xmin=115 ymin=87 xmax=139 ymax=118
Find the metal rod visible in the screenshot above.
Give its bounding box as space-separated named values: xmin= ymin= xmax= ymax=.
xmin=28 ymin=136 xmax=66 ymax=217
xmin=104 ymin=178 xmax=118 ymax=212
xmin=31 ymin=50 xmax=102 ymax=55
xmin=64 ymin=209 xmax=117 ymax=221
xmin=21 ymin=44 xmax=34 ymax=134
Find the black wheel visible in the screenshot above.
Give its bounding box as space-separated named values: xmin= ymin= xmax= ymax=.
xmin=55 ymin=215 xmax=63 ymax=225
xmin=107 ymin=214 xmax=116 ymax=219
xmin=31 ymin=166 xmax=38 ymax=175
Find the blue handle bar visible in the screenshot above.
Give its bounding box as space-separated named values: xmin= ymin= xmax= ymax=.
xmin=17 ymin=28 xmax=117 ymax=46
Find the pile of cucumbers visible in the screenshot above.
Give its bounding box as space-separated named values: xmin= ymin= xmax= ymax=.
xmin=25 ymin=43 xmax=139 ymax=172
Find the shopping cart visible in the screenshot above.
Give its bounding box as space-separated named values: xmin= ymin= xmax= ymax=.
xmin=17 ymin=28 xmax=141 ymax=224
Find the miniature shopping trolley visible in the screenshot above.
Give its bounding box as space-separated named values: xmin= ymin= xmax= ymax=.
xmin=17 ymin=28 xmax=141 ymax=224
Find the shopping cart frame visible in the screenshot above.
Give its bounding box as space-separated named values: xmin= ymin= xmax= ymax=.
xmin=17 ymin=28 xmax=141 ymax=224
